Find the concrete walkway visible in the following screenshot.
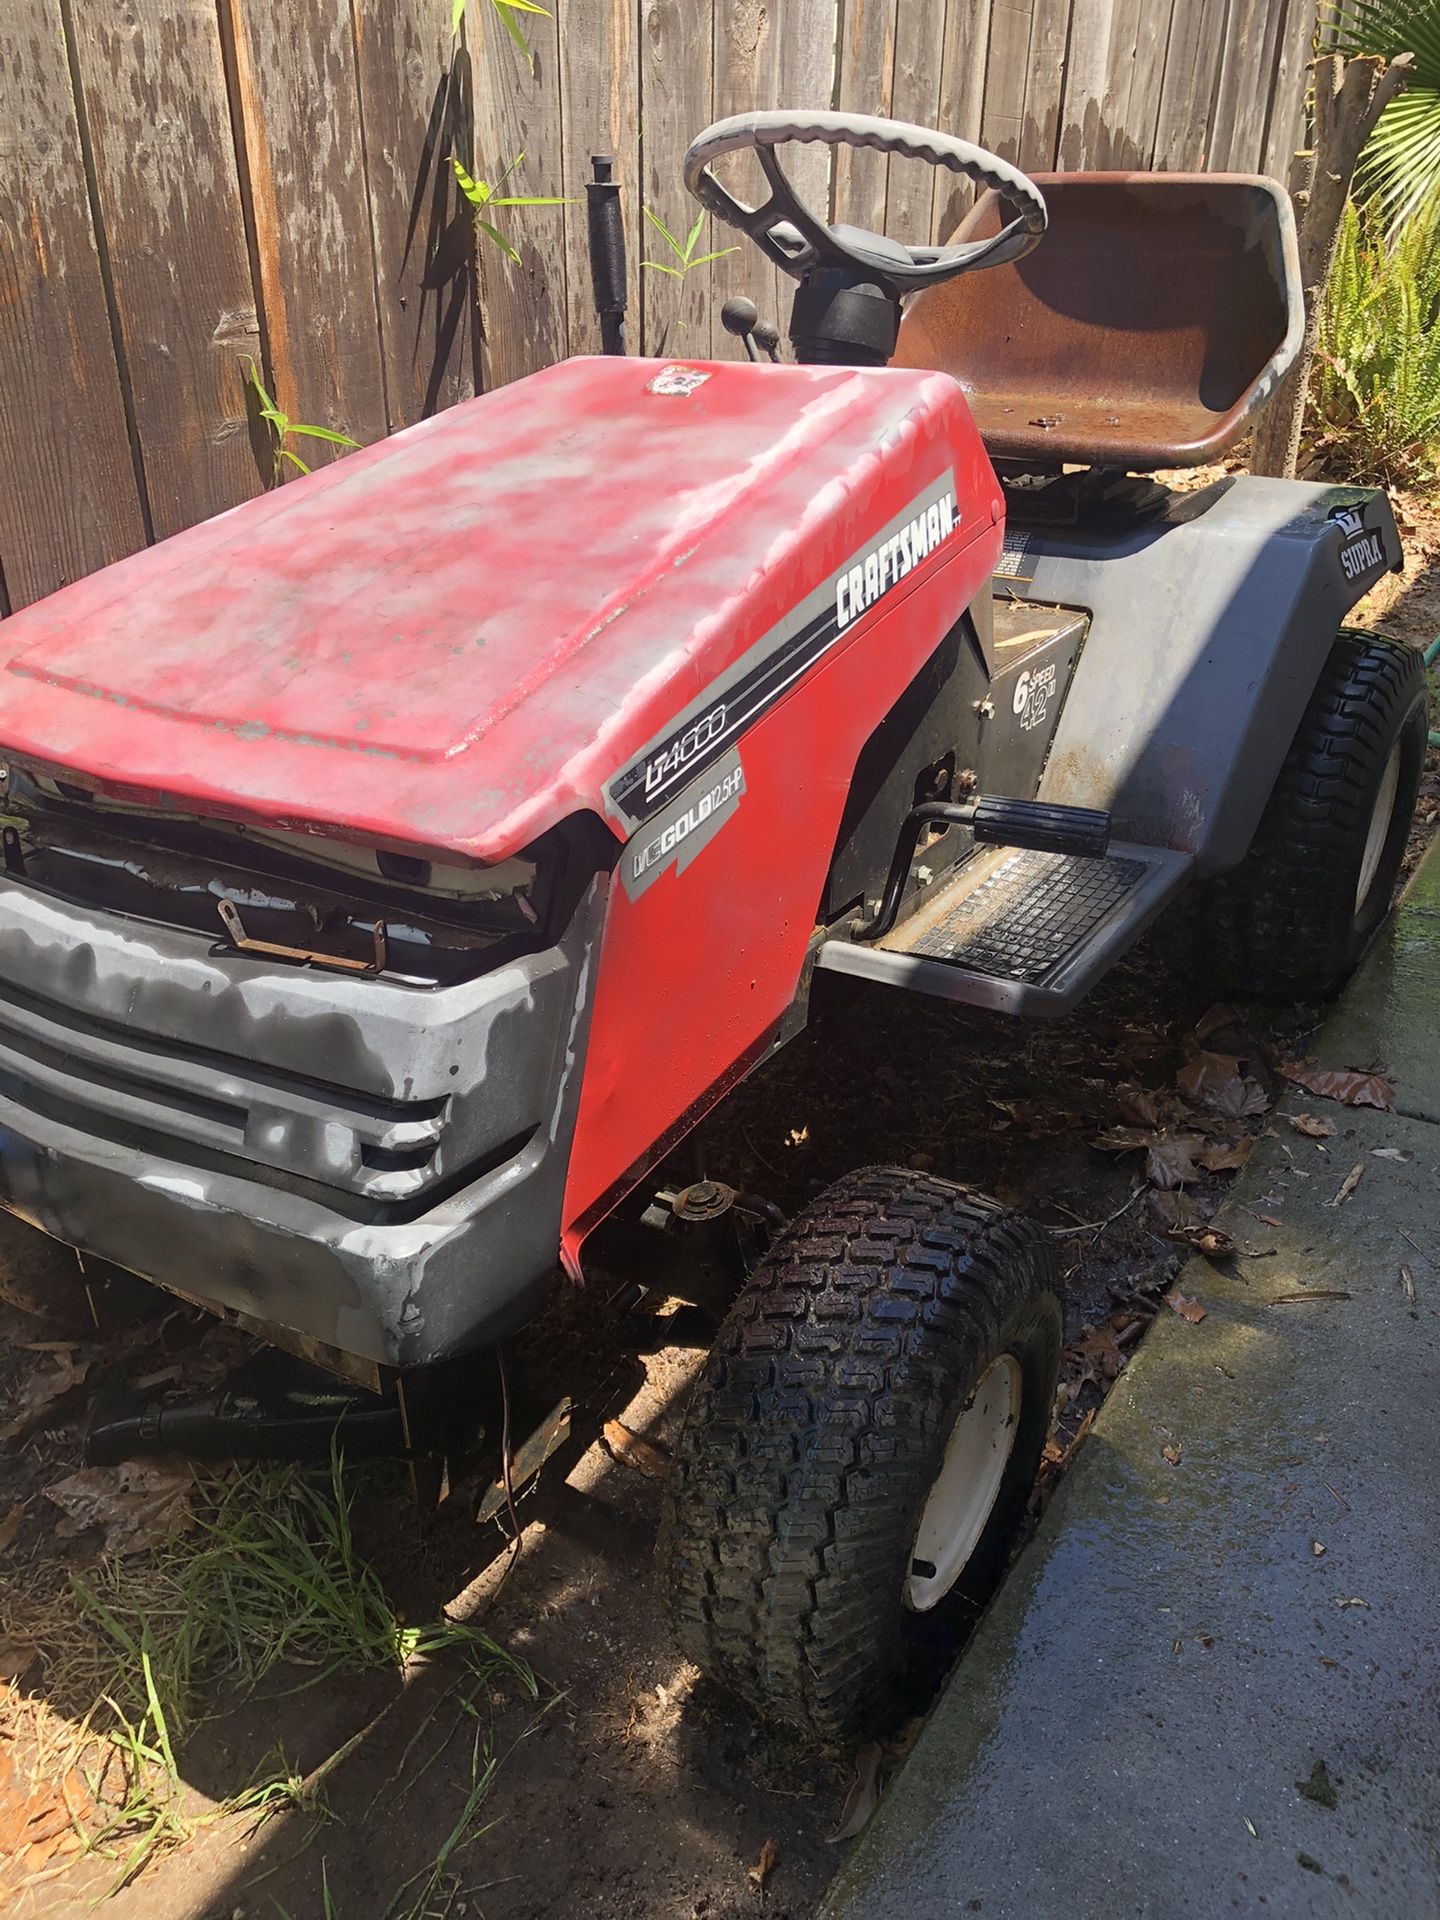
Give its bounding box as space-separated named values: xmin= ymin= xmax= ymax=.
xmin=825 ymin=847 xmax=1440 ymax=1920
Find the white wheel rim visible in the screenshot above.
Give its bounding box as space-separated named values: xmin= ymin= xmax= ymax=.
xmin=905 ymin=1355 xmax=1023 ymax=1613
xmin=1356 ymin=740 xmax=1403 ymax=911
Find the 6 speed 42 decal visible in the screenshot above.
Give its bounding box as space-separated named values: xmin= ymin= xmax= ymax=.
xmin=606 ymin=472 xmax=960 ymax=826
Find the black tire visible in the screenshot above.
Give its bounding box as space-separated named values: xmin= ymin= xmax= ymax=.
xmin=0 ymin=1211 xmax=93 ymax=1334
xmin=659 ymin=1166 xmax=1062 ymax=1742
xmin=1203 ymin=629 xmax=1428 ymax=999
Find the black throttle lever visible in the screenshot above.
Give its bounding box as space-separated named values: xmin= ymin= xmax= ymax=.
xmin=853 ymin=796 xmax=1111 ymax=942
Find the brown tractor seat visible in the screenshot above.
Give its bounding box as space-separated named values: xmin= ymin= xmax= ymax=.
xmin=892 ymin=172 xmax=1303 ymax=472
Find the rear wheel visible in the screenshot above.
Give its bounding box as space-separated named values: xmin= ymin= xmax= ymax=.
xmin=1203 ymin=629 xmax=1427 ymax=999
xmin=659 ymin=1166 xmax=1061 ymax=1741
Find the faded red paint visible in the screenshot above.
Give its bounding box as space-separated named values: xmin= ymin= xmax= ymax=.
xmin=0 ymin=357 xmax=992 ymax=863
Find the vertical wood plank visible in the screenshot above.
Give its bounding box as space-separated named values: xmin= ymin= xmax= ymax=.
xmin=560 ymin=0 xmax=640 ymax=356
xmin=1056 ymin=0 xmax=1116 ymax=169
xmin=68 ymin=0 xmax=262 ymax=540
xmin=225 ymin=0 xmax=389 ymax=453
xmin=981 ymin=0 xmax=1037 ymax=164
xmin=833 ymin=0 xmax=896 ymax=233
xmin=1019 ymin=0 xmax=1071 ymax=170
xmin=354 ymin=0 xmax=475 ymax=428
xmin=1120 ymin=0 xmax=1176 ymax=167
xmin=0 ymin=0 xmax=147 ymax=605
xmin=639 ymin=0 xmax=713 ymax=358
xmin=712 ymin=0 xmax=779 ymax=352
xmin=1151 ymin=0 xmax=1231 ymax=167
xmin=886 ymin=0 xmax=945 ymax=242
xmin=470 ymin=3 xmax=569 ymax=386
xmin=1262 ymin=0 xmax=1316 ymax=181
xmin=931 ymin=0 xmax=994 ymax=239
xmin=1211 ymin=0 xmax=1288 ymax=170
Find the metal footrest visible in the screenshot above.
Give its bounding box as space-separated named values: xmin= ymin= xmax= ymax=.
xmin=815 ymin=841 xmax=1192 ymax=1017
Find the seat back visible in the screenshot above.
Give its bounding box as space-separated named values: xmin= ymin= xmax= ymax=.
xmin=892 ymin=172 xmax=1303 ymax=471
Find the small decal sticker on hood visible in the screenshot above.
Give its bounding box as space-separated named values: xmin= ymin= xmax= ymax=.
xmin=647 ymin=366 xmax=711 ymax=396
xmin=621 ymin=749 xmax=745 ymax=900
xmin=1329 ymin=499 xmax=1385 ymax=584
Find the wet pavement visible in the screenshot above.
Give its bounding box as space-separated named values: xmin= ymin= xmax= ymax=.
xmin=824 ymin=845 xmax=1440 ymax=1920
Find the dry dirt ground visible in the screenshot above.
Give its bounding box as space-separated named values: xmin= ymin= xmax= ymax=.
xmin=1 ymin=484 xmax=1437 ymax=1920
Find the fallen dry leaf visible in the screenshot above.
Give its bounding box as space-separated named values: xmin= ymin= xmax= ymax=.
xmin=1161 ymin=1443 xmax=1184 ymax=1466
xmin=1289 ymin=1113 xmax=1337 ymax=1140
xmin=1096 ymin=1123 xmax=1209 ymax=1187
xmin=1279 ymin=1063 xmax=1394 ymax=1111
xmin=601 ymin=1420 xmax=671 ymax=1481
xmin=1148 ymin=1188 xmax=1198 ymax=1231
xmin=1176 ymin=1050 xmax=1241 ymax=1105
xmin=828 ymin=1742 xmax=883 ymax=1843
xmin=44 ymin=1458 xmax=194 ymax=1557
xmin=1371 ymin=1147 xmax=1413 ymax=1163
xmin=0 ymin=1503 xmax=21 ymax=1554
xmin=1401 ymin=1265 xmax=1417 ymax=1310
xmin=1311 ymin=1540 xmax=1326 ymax=1557
xmin=1163 ymin=1288 xmax=1208 ymax=1324
xmin=1197 ymin=1138 xmax=1253 ymax=1173
xmin=1116 ymin=1084 xmax=1166 ymax=1129
xmin=0 ymin=1641 xmax=38 ymax=1683
xmin=1068 ymin=1324 xmax=1128 ymax=1388
xmin=748 ymin=1836 xmax=779 ymax=1893
xmin=1328 ymin=1162 xmax=1365 ymax=1209
xmin=1268 ymin=1290 xmax=1352 ymax=1305
xmin=1335 ymin=1596 xmax=1369 ymax=1610
xmin=0 ymin=1352 xmax=90 ymax=1442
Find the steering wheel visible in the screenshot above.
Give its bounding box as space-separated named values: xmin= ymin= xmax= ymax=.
xmin=683 ymin=109 xmax=1047 ymax=291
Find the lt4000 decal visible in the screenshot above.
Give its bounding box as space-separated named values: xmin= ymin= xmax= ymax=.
xmin=621 ymin=750 xmax=746 ymax=901
xmin=607 ymin=473 xmax=960 ymax=827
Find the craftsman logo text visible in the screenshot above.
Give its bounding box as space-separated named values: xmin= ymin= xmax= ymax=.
xmin=835 ymin=492 xmax=958 ymax=629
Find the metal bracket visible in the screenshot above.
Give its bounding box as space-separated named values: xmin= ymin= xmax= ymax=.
xmin=216 ymin=897 xmax=387 ymax=975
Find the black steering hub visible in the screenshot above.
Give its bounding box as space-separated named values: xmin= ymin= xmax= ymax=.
xmin=683 ymin=110 xmax=1048 ymax=367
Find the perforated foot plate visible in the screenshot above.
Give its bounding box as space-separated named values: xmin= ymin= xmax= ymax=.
xmin=898 ymin=848 xmax=1148 ymax=982
xmin=816 ymin=841 xmax=1193 ymax=1017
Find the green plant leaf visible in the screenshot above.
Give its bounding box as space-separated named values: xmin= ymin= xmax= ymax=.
xmin=683 ymin=246 xmax=741 ymax=268
xmin=684 ymin=211 xmax=706 ymax=261
xmin=495 ymin=0 xmax=550 ymax=12
xmin=642 ymin=205 xmax=684 ymax=257
xmin=640 ymin=259 xmax=684 ymax=277
xmin=1331 ymin=1 xmax=1440 ymax=232
xmin=493 ymin=0 xmax=538 ymax=70
xmin=489 ymin=193 xmax=572 ymax=206
xmin=450 ymin=157 xmax=491 ymax=207
xmin=280 ymin=447 xmax=313 ymax=475
xmin=477 ymin=219 xmax=521 ymax=262
xmin=285 ymin=422 xmax=361 ymax=448
xmin=451 ymin=0 xmax=466 ymax=33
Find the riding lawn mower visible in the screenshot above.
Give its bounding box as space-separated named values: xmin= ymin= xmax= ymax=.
xmin=0 ymin=112 xmax=1426 ymax=1739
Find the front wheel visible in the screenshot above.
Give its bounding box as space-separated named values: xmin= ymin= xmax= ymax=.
xmin=1203 ymin=629 xmax=1428 ymax=1000
xmin=658 ymin=1167 xmax=1061 ymax=1742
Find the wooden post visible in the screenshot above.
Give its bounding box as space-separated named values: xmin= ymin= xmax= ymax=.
xmin=1250 ymin=51 xmax=1412 ymax=479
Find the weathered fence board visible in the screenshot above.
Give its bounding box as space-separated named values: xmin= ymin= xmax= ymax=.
xmin=471 ymin=4 xmax=570 ymax=390
xmin=67 ymin=0 xmax=262 ymax=539
xmin=353 ymin=2 xmax=476 ymax=429
xmin=639 ymin=0 xmax=714 ymax=358
xmin=560 ymin=0 xmax=640 ymax=357
xmin=225 ymin=0 xmax=389 ymax=458
xmin=0 ymin=0 xmax=1320 ymax=609
xmin=0 ymin=0 xmax=148 ymax=605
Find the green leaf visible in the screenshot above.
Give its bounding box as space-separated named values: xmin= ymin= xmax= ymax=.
xmin=683 ymin=246 xmax=741 ymax=268
xmin=285 ymin=422 xmax=361 ymax=448
xmin=476 ymin=219 xmax=521 ymax=263
xmin=494 ymin=0 xmax=537 ymax=70
xmin=243 ymin=358 xmax=286 ymax=433
xmin=684 ymin=211 xmax=706 ymax=261
xmin=450 ymin=157 xmax=491 ymax=207
xmin=494 ymin=0 xmax=550 ymax=12
xmin=451 ymin=0 xmax=466 ymax=33
xmin=640 ymin=259 xmax=683 ymax=277
xmin=280 ymin=447 xmax=312 ymax=476
xmin=642 ymin=205 xmax=684 ymax=257
xmin=490 ymin=193 xmax=571 ymax=206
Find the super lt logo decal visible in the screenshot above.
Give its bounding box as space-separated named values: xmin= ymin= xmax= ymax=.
xmin=607 ymin=473 xmax=960 ymax=826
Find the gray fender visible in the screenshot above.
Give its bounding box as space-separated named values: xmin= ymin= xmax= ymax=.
xmin=1021 ymin=477 xmax=1402 ymax=875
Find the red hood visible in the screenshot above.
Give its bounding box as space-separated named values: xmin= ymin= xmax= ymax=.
xmin=0 ymin=356 xmax=991 ymax=862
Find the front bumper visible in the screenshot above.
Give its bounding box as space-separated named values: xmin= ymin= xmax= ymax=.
xmin=0 ymin=873 xmax=604 ymax=1371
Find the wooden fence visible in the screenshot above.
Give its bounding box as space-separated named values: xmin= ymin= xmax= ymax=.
xmin=0 ymin=0 xmax=1316 ymax=612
